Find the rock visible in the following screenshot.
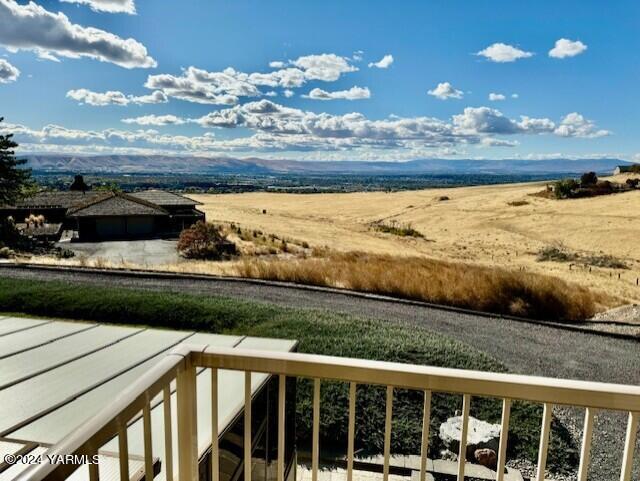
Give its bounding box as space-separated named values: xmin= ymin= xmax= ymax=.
xmin=474 ymin=448 xmax=497 ymax=469
xmin=438 ymin=416 xmax=501 ymax=461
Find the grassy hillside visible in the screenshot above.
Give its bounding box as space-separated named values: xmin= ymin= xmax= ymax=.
xmin=0 ymin=277 xmax=577 ymax=471
xmin=190 ymin=174 xmax=640 ymax=304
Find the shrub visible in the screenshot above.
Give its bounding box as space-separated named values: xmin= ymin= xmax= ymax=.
xmin=537 ymin=244 xmax=578 ymax=263
xmin=580 ymin=171 xmax=598 ymax=186
xmin=0 ymin=246 xmax=15 ymax=259
xmin=625 ymin=178 xmax=639 ymax=188
xmin=554 ymin=179 xmax=579 ymax=199
xmin=372 ymin=220 xmax=424 ymax=238
xmin=177 ymin=221 xmax=237 ymax=260
xmin=55 ymin=248 xmax=75 ymax=259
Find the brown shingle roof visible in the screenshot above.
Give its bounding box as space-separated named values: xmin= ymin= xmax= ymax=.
xmin=6 ymin=191 xmax=103 ymax=209
xmin=130 ymin=190 xmax=202 ymax=206
xmin=67 ymin=192 xmax=169 ymax=218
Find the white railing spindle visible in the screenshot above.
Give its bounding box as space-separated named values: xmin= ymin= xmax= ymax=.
xmin=496 ymin=398 xmax=511 ymax=481
xmin=383 ymin=386 xmax=393 ymax=481
xmin=163 ymin=385 xmax=174 ymax=481
xmin=347 ymin=382 xmax=356 ymax=481
xmin=619 ymin=411 xmax=639 ymax=481
xmin=419 ymin=390 xmax=431 ymax=481
xmin=312 ymin=378 xmax=320 ymax=481
xmin=577 ymin=407 xmax=595 ymax=481
xmin=211 ymin=368 xmax=219 ymax=481
xmin=535 ymin=402 xmax=554 ymax=481
xmin=244 ymin=371 xmax=252 ymax=481
xmin=277 ymin=374 xmax=286 ymax=481
xmin=88 ymin=451 xmax=99 ymax=481
xmin=142 ymin=398 xmax=153 ymax=481
xmin=117 ymin=424 xmax=129 ymax=481
xmin=456 ymin=394 xmax=471 ymax=481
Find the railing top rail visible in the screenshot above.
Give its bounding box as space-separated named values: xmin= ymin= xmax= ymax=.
xmin=193 ymin=345 xmax=640 ymax=412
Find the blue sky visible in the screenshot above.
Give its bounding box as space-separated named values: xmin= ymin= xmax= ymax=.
xmin=0 ymin=0 xmax=638 ymax=161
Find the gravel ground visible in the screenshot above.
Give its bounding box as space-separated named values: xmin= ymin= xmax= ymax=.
xmin=591 ymin=304 xmax=640 ymax=323
xmin=0 ymin=265 xmax=639 ymax=480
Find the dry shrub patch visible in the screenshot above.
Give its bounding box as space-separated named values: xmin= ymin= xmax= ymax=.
xmin=237 ymin=251 xmax=602 ymax=321
xmin=371 ymin=220 xmax=424 ymax=238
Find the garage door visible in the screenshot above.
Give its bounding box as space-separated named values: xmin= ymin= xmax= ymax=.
xmin=95 ymin=217 xmax=126 ymax=238
xmin=126 ymin=216 xmax=154 ymax=236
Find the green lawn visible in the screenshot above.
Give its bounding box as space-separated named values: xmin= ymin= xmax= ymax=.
xmin=0 ymin=278 xmax=577 ymax=472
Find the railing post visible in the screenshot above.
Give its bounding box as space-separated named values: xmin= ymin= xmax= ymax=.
xmin=176 ymin=357 xmax=198 ymax=481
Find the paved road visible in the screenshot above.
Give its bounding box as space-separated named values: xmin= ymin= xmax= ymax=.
xmin=1 ymin=265 xmax=639 ymax=479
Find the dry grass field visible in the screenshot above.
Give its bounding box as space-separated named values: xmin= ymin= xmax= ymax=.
xmin=189 ymin=174 xmax=640 ymax=306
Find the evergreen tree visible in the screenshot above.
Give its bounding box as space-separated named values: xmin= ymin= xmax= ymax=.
xmin=0 ymin=117 xmax=32 ymax=205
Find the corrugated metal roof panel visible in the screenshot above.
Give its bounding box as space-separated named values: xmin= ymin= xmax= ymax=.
xmin=0 ymin=325 xmax=141 ymax=390
xmin=0 ymin=318 xmax=49 ymax=336
xmin=0 ymin=321 xmax=93 ymax=358
xmin=12 ymin=333 xmax=243 ymax=445
xmin=0 ymin=329 xmax=192 ymax=434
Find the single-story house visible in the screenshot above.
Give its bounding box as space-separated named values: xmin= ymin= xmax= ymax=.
xmin=129 ymin=189 xmax=205 ymax=233
xmin=613 ymin=164 xmax=640 ymax=175
xmin=0 ymin=189 xmax=205 ymax=242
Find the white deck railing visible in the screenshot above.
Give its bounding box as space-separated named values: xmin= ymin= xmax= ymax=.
xmin=16 ymin=344 xmax=640 ymax=481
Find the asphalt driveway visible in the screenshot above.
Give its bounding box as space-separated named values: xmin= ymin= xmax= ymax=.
xmin=58 ymin=239 xmax=180 ymax=266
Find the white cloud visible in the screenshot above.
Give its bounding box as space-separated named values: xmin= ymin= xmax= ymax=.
xmin=352 ymin=50 xmax=364 ymax=62
xmin=476 ymin=43 xmax=533 ymax=63
xmin=428 ymin=82 xmax=464 ymax=100
xmin=67 ymin=88 xmax=168 ymax=106
xmin=488 ymin=93 xmax=506 ymax=101
xmin=480 ymin=137 xmax=519 ymax=147
xmin=517 ymin=116 xmax=556 ymax=134
xmin=283 ymin=89 xmax=295 ymax=98
xmin=511 ymin=93 xmax=519 ymax=99
xmin=368 ymin=54 xmax=394 ymax=69
xmin=0 ymin=58 xmax=19 ymax=83
xmin=60 ymin=0 xmax=136 ymax=14
xmin=553 ymin=112 xmax=609 ymax=138
xmin=145 ymin=54 xmax=359 ymax=105
xmin=292 ymin=53 xmax=358 ymax=81
xmin=0 ymin=0 xmax=155 ymax=68
xmin=268 ymin=61 xmax=286 ymax=69
xmin=1 ymin=102 xmax=610 ymax=158
xmin=304 ymin=86 xmax=371 ymax=101
xmin=453 ymin=107 xmax=521 ymax=134
xmin=549 ymin=38 xmax=587 ymax=59
xmin=121 ymin=114 xmax=185 ymax=126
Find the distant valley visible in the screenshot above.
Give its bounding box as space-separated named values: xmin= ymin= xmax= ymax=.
xmin=23 ymin=154 xmax=630 ymax=176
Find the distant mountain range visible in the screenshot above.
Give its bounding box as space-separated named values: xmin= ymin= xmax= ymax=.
xmin=23 ymin=155 xmax=632 ymax=176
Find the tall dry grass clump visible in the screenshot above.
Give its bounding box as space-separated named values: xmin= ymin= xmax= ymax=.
xmin=236 ymin=252 xmax=603 ymax=321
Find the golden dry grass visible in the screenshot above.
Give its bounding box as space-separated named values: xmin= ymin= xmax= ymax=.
xmin=189 ymin=173 xmax=640 ymax=305
xmin=235 ymin=251 xmax=604 ymax=320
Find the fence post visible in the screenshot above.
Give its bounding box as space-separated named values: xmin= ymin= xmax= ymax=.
xmin=177 ymin=356 xmax=199 ymax=481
